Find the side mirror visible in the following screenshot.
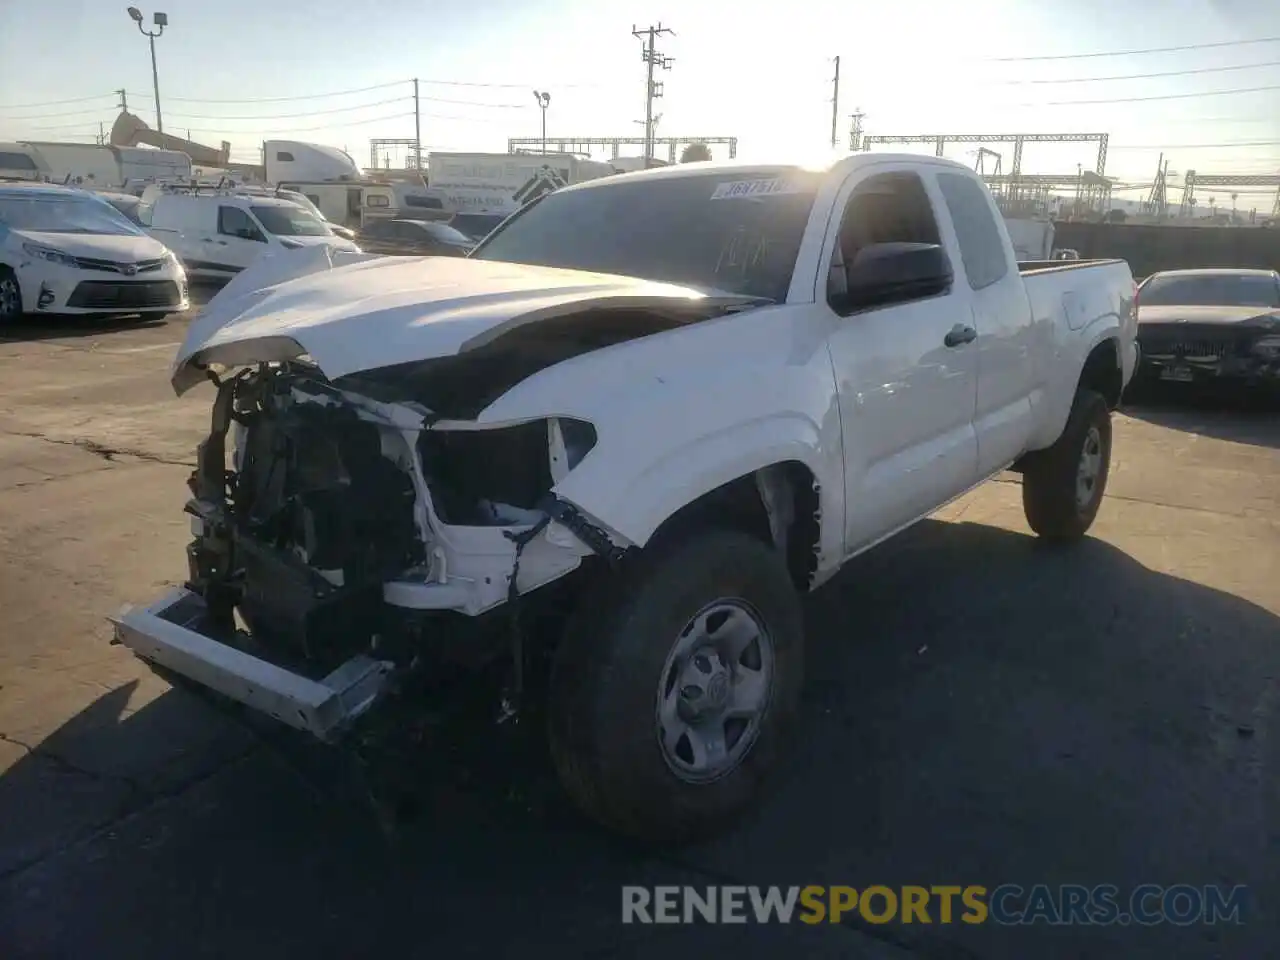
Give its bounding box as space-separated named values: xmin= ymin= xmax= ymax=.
xmin=831 ymin=242 xmax=953 ymax=313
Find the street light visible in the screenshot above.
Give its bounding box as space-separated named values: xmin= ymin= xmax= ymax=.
xmin=532 ymin=90 xmax=550 ymax=155
xmin=127 ymin=7 xmax=168 ymax=137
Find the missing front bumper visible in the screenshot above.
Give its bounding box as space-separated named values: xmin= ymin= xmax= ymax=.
xmin=110 ymin=588 xmax=394 ymax=742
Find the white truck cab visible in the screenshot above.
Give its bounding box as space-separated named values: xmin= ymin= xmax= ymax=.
xmin=112 ymin=154 xmax=1137 ymax=844
xmin=144 ymin=193 xmax=359 ymax=280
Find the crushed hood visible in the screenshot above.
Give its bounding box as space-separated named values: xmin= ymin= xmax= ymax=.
xmin=171 ymin=246 xmax=758 ymax=395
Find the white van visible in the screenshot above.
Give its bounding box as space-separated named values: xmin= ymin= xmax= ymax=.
xmin=144 ymin=194 xmax=359 ymax=280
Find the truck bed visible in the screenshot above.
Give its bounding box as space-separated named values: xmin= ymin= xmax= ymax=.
xmin=1018 ymin=258 xmax=1125 ymax=274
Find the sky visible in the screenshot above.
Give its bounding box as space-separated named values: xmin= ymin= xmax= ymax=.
xmin=2 ymin=0 xmax=1280 ymax=204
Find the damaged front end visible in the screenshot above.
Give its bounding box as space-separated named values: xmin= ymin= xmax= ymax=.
xmin=111 ymin=361 xmax=622 ymax=742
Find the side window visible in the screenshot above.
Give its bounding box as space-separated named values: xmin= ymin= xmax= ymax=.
xmin=218 ymin=206 xmax=264 ymax=242
xmin=305 ymin=194 xmax=321 ymax=207
xmin=276 ymin=151 xmax=295 ymax=162
xmin=936 ymin=172 xmax=1008 ymax=290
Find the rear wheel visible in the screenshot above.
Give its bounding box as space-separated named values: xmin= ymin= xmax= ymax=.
xmin=1022 ymin=388 xmax=1112 ymax=541
xmin=548 ymin=528 xmax=804 ymax=845
xmin=0 ymin=268 xmax=22 ymax=324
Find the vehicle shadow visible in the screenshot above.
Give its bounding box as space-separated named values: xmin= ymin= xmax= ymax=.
xmin=1122 ymin=383 xmax=1280 ymax=450
xmin=0 ymin=314 xmax=170 ymax=343
xmin=0 ymin=283 xmax=221 ymax=344
xmin=0 ymin=520 xmax=1275 ymax=959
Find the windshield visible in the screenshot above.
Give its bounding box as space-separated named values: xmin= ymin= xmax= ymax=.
xmin=471 ymin=169 xmax=822 ymax=301
xmin=279 ymin=191 xmax=327 ymax=221
xmin=1140 ymin=274 xmax=1280 ymax=308
xmin=250 ymin=204 xmax=331 ymax=237
xmin=0 ymin=194 xmax=143 ymax=235
xmin=450 ymin=213 xmax=508 ymax=239
xmin=417 ymin=221 xmax=473 ymax=245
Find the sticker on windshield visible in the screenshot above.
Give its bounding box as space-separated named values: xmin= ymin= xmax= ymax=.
xmin=710 ymin=177 xmax=804 ymax=201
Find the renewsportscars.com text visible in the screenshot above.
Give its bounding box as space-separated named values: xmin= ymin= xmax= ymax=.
xmin=621 ymin=884 xmax=1247 ymax=926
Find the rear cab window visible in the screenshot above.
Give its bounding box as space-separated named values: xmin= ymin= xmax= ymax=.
xmin=936 ymin=172 xmax=1008 ymax=290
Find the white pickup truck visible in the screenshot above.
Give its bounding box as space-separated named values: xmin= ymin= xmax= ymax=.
xmin=112 ymin=154 xmax=1137 ymax=843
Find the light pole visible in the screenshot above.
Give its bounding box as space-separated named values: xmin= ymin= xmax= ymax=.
xmin=127 ymin=7 xmax=168 ymax=137
xmin=533 ymin=90 xmax=550 ymax=155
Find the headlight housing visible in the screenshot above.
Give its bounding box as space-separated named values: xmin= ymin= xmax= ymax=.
xmin=1252 ymin=335 xmax=1280 ymax=359
xmin=22 ymin=242 xmax=77 ymax=267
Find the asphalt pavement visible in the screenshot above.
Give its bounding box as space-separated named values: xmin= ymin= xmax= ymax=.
xmin=0 ymin=304 xmax=1277 ymax=959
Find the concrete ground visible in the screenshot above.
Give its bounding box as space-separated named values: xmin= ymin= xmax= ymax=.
xmin=0 ymin=303 xmax=1277 ymax=959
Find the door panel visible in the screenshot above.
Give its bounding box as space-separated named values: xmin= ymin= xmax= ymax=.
xmin=932 ymin=170 xmax=1039 ymax=474
xmin=821 ymin=167 xmax=980 ymax=553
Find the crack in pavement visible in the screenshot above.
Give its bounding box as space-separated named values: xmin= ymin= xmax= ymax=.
xmin=990 ymin=474 xmax=1275 ymax=523
xmin=3 ymin=430 xmax=195 ymax=468
xmin=0 ymin=736 xmax=262 ymax=884
xmin=0 ymin=731 xmax=141 ymax=794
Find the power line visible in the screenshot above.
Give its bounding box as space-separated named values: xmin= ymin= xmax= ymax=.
xmin=0 ymin=92 xmax=117 ymax=109
xmin=1022 ymin=82 xmax=1280 ymax=106
xmin=194 ymin=111 xmax=417 ymax=136
xmin=163 ymin=81 xmax=410 ymax=103
xmin=988 ymin=36 xmax=1280 ymax=62
xmin=1118 ymin=140 xmax=1280 ymax=149
xmin=158 ymin=96 xmax=414 ymax=122
xmin=996 ymin=59 xmax=1280 ymax=85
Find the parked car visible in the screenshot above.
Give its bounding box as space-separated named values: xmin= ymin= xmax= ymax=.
xmin=96 ymin=191 xmax=146 ymax=226
xmin=355 ymin=218 xmax=474 ymax=256
xmin=144 ymin=193 xmax=360 ymax=281
xmin=112 ymin=155 xmax=1137 ymax=844
xmin=1134 ymin=268 xmax=1280 ymax=389
xmin=0 ymin=182 xmax=188 ymax=323
xmin=447 ymin=211 xmax=509 ymax=242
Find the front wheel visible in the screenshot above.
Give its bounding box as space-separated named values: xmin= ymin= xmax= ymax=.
xmin=1022 ymin=388 xmax=1112 ymax=541
xmin=0 ymin=268 xmax=23 ymax=324
xmin=548 ymin=528 xmax=804 ymax=845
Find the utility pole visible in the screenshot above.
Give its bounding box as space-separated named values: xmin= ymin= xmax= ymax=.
xmin=848 ymin=108 xmax=865 ymax=152
xmin=533 ymin=91 xmax=551 ymax=155
xmin=413 ymin=78 xmax=422 ymax=172
xmin=632 ymin=22 xmax=674 ymax=168
xmin=830 ymin=56 xmax=840 ymax=149
xmin=117 ymin=88 xmax=129 ymax=112
xmin=126 ymin=8 xmax=168 ymax=137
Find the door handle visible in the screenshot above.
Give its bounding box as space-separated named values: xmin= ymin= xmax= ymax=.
xmin=944 ymin=324 xmax=977 ymax=348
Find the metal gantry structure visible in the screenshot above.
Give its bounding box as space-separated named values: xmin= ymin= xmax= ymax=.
xmin=508 ymin=135 xmax=738 ymax=164
xmin=860 ymin=132 xmax=1112 ymax=216
xmin=369 ymin=138 xmax=420 ymax=170
xmin=1179 ymin=171 xmax=1280 ymax=220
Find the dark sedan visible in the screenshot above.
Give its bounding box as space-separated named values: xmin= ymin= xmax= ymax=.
xmin=1135 ymin=268 xmax=1280 ymax=389
xmin=355 ymin=218 xmax=474 ymax=257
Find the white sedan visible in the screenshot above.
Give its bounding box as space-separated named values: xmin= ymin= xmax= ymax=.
xmin=0 ymin=182 xmax=188 ymax=323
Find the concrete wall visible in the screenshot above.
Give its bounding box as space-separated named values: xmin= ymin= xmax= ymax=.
xmin=1052 ymin=221 xmax=1280 ymax=279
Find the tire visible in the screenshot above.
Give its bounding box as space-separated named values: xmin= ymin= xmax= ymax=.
xmin=0 ymin=268 xmax=22 ymax=324
xmin=548 ymin=527 xmax=804 ymax=845
xmin=1022 ymin=388 xmax=1112 ymax=541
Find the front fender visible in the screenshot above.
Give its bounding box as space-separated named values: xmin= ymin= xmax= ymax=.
xmin=472 ymin=304 xmax=845 ymax=564
xmin=556 ymin=413 xmax=840 ymax=562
